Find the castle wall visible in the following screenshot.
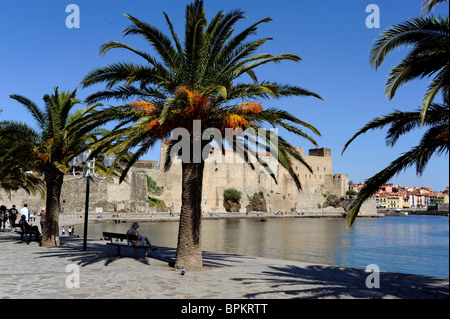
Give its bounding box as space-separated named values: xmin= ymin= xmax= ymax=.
xmin=0 ymin=169 xmax=151 ymax=215
xmin=155 ymin=144 xmax=372 ymax=214
xmin=1 ymin=145 xmax=376 ymax=216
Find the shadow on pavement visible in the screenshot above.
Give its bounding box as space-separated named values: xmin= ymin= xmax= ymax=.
xmin=232 ymin=264 xmax=449 ymax=299
xmin=31 ymin=237 xmax=256 ymax=269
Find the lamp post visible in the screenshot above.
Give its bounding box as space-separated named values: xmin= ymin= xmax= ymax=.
xmin=70 ymin=151 xmax=116 ymax=251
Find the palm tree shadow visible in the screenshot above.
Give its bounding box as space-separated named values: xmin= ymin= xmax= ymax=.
xmin=32 ymin=236 xmax=256 ymax=269
xmin=233 ymin=264 xmax=449 ymax=299
xmin=202 ymin=250 xmax=257 ymax=267
xmin=33 ymin=238 xmax=177 ymax=267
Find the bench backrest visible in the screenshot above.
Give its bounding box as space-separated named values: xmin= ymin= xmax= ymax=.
xmin=103 ymin=232 xmax=139 ymax=245
xmin=13 ymin=223 xmax=25 ymax=232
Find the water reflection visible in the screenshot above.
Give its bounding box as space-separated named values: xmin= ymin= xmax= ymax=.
xmin=82 ymin=216 xmax=449 ymax=278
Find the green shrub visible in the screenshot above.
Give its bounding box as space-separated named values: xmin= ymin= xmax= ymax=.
xmin=223 ymin=188 xmax=242 ymax=203
xmin=148 ymin=196 xmax=168 ymax=211
xmin=147 ymin=175 xmax=163 ymax=196
xmin=148 ymin=196 xmax=163 ymax=207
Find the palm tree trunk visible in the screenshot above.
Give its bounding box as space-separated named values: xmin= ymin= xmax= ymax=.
xmin=174 ymin=161 xmax=205 ymax=270
xmin=41 ymin=166 xmax=64 ymax=247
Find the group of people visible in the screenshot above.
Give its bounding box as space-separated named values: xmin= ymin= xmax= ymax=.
xmin=61 ymin=225 xmax=76 ymax=236
xmin=2 ymin=204 xmax=158 ymax=256
xmin=0 ymin=204 xmax=45 ymax=235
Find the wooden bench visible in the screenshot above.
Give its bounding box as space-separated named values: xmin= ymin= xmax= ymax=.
xmin=13 ymin=223 xmax=40 ymax=242
xmin=102 ymin=232 xmax=149 ymax=258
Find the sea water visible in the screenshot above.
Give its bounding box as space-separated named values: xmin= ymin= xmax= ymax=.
xmin=85 ymin=215 xmax=449 ymax=278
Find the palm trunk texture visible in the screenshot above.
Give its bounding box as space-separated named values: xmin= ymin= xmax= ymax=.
xmin=41 ymin=167 xmax=64 ymax=247
xmin=174 ymin=161 xmax=205 ymax=270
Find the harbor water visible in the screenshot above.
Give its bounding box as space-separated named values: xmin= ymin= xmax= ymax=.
xmin=83 ymin=215 xmax=449 ymax=279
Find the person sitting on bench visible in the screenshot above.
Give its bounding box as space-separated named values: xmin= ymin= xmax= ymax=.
xmin=126 ymin=222 xmax=157 ymax=257
xmin=18 ymin=215 xmax=40 ymax=240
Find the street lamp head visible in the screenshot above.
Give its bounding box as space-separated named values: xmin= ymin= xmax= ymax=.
xmin=103 ymin=154 xmax=116 ymax=168
xmin=77 ymin=150 xmax=91 ymax=165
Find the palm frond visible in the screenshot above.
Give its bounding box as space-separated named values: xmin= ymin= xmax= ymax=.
xmin=422 ymin=0 xmax=449 ymax=15
xmin=124 ymin=13 xmax=179 ymax=72
xmin=346 ymin=122 xmax=449 ymax=227
xmin=369 ymin=14 xmax=449 ymax=121
xmin=342 ymin=104 xmax=448 ymax=154
xmin=370 ymin=16 xmax=449 ymax=70
xmin=9 ymin=95 xmax=46 ymax=130
xmin=100 ymin=41 xmax=161 ymax=68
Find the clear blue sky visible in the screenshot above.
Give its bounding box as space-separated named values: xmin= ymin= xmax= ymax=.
xmin=1 ymin=0 xmax=448 ymax=191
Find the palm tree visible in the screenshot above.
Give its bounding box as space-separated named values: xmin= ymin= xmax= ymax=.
xmin=0 ymin=88 xmax=121 ymax=246
xmin=82 ymin=0 xmax=322 ymax=269
xmin=369 ymin=0 xmax=449 ymax=121
xmin=342 ymin=0 xmax=449 ymax=227
xmin=342 ymin=103 xmax=449 ymax=227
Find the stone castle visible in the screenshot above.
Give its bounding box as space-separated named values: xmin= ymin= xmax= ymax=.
xmin=1 ymin=142 xmax=376 ymax=216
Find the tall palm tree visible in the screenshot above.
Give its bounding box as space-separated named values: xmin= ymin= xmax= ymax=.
xmin=369 ymin=1 xmax=449 ymax=122
xmin=342 ymin=103 xmax=449 ymax=227
xmin=82 ymin=0 xmax=322 ymax=269
xmin=0 ymin=88 xmax=121 ymax=246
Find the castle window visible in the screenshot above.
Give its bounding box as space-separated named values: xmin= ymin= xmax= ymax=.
xmin=324 ymin=167 xmax=326 ymax=171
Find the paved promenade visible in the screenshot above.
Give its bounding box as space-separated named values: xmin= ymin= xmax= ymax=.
xmin=0 ymin=231 xmax=448 ymax=300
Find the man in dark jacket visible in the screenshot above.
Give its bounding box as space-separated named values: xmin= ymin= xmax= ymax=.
xmin=9 ymin=205 xmax=18 ymax=231
xmin=18 ymin=215 xmax=40 ymax=241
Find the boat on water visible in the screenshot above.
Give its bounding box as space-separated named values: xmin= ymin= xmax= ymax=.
xmin=394 ymin=209 xmax=408 ymax=216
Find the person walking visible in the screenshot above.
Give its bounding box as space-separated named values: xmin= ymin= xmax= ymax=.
xmin=19 ymin=204 xmax=30 ymax=222
xmin=9 ymin=205 xmax=18 ymax=231
xmin=0 ymin=205 xmax=7 ymax=231
xmin=38 ymin=208 xmax=46 ymax=234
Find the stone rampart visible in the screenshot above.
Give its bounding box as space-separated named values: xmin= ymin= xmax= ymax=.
xmin=1 ymin=146 xmax=377 ymax=216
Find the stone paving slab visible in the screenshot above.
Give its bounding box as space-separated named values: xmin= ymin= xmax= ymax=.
xmin=0 ymin=231 xmax=448 ymax=300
